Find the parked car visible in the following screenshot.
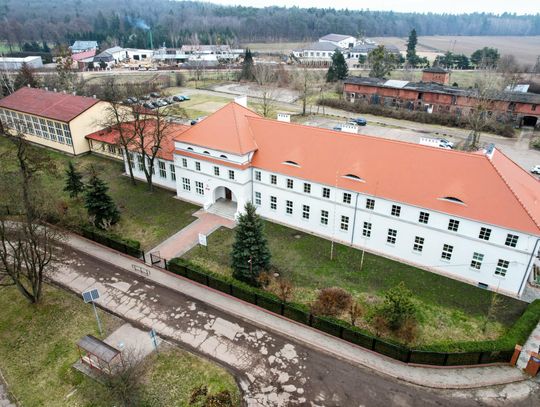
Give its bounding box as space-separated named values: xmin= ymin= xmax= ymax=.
xmin=142 ymin=102 xmax=154 ymax=109
xmin=190 ymin=116 xmax=206 ymax=125
xmin=156 ymin=100 xmax=168 ymax=107
xmin=164 ymin=97 xmax=174 ymax=104
xmin=172 ymin=95 xmax=185 ymax=102
xmin=332 ymin=125 xmax=342 ymax=131
xmin=150 ymin=92 xmax=161 ymax=98
xmin=148 ymin=67 xmax=158 ymax=71
xmin=531 ymin=165 xmax=540 ymax=175
xmin=123 ymin=98 xmax=134 ymax=105
xmin=137 ymin=67 xmax=146 ymax=71
xmin=349 ymin=117 xmax=367 ymax=126
xmin=140 ymin=95 xmax=151 ymax=101
xmin=131 ymin=97 xmax=139 ymax=103
xmin=182 ymin=95 xmax=190 ymax=101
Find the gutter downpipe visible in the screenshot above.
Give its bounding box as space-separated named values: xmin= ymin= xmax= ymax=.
xmin=518 ymin=237 xmax=540 ymax=297
xmin=350 ymin=192 xmax=360 ymax=246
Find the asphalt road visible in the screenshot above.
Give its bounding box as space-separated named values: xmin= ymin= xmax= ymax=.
xmin=56 ymin=245 xmax=539 ymax=407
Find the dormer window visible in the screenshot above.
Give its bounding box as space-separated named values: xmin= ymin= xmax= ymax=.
xmin=342 ymin=174 xmax=365 ymax=182
xmin=440 ymin=196 xmax=465 ymax=205
xmin=282 ymin=160 xmax=300 ymax=168
xmin=220 ymin=154 xmax=228 ymax=159
xmin=187 ymin=147 xmax=194 ymax=151
xmin=203 ymin=150 xmax=210 ymax=155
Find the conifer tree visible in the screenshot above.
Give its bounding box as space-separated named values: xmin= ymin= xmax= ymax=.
xmin=406 ymin=28 xmax=419 ymax=68
xmin=84 ymin=170 xmax=120 ymax=228
xmin=326 ymin=49 xmax=348 ymax=82
xmin=13 ymin=62 xmax=40 ymax=90
xmin=64 ymin=161 xmax=85 ymax=198
xmin=231 ymin=202 xmax=271 ymax=286
xmin=240 ymin=48 xmax=255 ymax=81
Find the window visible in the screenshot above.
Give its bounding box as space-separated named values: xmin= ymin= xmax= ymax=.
xmin=479 ymin=227 xmax=491 ymax=241
xmin=366 ymin=198 xmax=375 ymax=210
xmin=387 ymin=229 xmax=397 ymax=244
xmin=170 ymin=164 xmax=176 ymax=181
xmin=302 ymin=205 xmax=310 ymax=219
xmin=255 ymin=191 xmax=261 ymax=206
xmin=413 ymin=236 xmax=424 ymax=252
xmin=505 ymin=234 xmax=519 ymax=247
xmin=495 ymin=259 xmax=509 ymax=277
xmin=321 ymin=210 xmax=329 ymax=225
xmin=322 ymin=187 xmax=330 ymax=199
xmin=220 ymin=154 xmax=228 ymax=159
xmin=340 ymin=216 xmax=349 ymax=231
xmin=286 ymin=200 xmax=293 ymax=215
xmin=441 ymin=244 xmax=453 ymax=261
xmin=182 ymin=158 xmax=187 ymax=167
xmin=419 ymin=211 xmax=430 ymax=224
xmin=255 ymin=170 xmax=261 ymax=181
xmin=343 ymin=193 xmax=352 ymax=204
xmin=270 ymin=175 xmax=277 ymax=185
xmin=213 ymin=166 xmax=220 ymax=176
xmin=195 ymin=181 xmax=204 ymax=195
xmin=448 ymin=219 xmax=460 ymax=232
xmin=107 ymin=144 xmax=116 ymax=155
xmin=304 ymin=183 xmax=311 ymax=194
xmin=287 ymin=178 xmax=294 ymax=189
xmin=283 ymin=160 xmax=300 ymax=167
xmin=228 ymin=170 xmax=235 ymax=180
xmin=128 ymin=152 xmax=135 ymax=169
xmin=391 ymin=205 xmax=401 ymax=217
xmin=158 ymin=161 xmax=166 ymax=178
xmin=137 ymin=155 xmax=144 ymax=171
xmin=270 ymin=196 xmax=277 ymax=210
xmin=470 ymin=252 xmax=484 ymax=270
xmin=203 ymin=150 xmax=210 ymax=155
xmin=362 ymin=222 xmax=372 ymax=237
xmin=182 ymin=178 xmax=191 ymax=191
xmin=195 ymin=161 xmax=201 ymax=171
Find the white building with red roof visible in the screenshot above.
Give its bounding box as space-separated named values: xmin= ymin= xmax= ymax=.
xmin=0 ymin=87 xmax=111 ymax=155
xmin=114 ymin=101 xmax=540 ymax=297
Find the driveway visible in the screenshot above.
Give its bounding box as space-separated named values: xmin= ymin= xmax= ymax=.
xmin=52 ymin=245 xmax=539 ymax=407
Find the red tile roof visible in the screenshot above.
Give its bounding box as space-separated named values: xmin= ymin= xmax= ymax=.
xmin=176 ymin=102 xmax=540 ymax=235
xmin=86 ymin=120 xmax=190 ymax=161
xmin=0 ymin=87 xmax=100 ymax=122
xmin=174 ymin=102 xmax=259 ymax=155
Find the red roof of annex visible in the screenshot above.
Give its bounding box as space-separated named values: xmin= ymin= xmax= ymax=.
xmin=174 ymin=102 xmax=540 ymax=235
xmin=0 ymin=87 xmax=100 ymax=122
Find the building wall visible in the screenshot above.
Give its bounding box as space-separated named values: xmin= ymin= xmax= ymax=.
xmin=0 ymin=107 xmax=76 ymax=154
xmin=69 ymin=101 xmax=111 ymax=155
xmin=88 ymin=139 xmax=124 ymax=160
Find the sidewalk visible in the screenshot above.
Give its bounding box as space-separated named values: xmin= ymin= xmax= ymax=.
xmin=64 ymin=232 xmax=531 ymax=390
xmin=148 ymin=209 xmax=234 ymax=259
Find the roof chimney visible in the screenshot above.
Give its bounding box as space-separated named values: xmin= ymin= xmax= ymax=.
xmin=234 ymin=95 xmax=247 ymax=107
xmin=53 ymin=88 xmax=57 ymax=92
xmin=277 ymin=113 xmax=290 ymax=123
xmin=72 ymin=91 xmax=76 ymax=96
xmin=92 ymin=95 xmax=96 ymax=99
xmin=44 ymin=87 xmax=48 ymax=91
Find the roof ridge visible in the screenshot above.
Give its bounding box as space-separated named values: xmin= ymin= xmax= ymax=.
xmin=486 ymin=149 xmax=540 ymax=231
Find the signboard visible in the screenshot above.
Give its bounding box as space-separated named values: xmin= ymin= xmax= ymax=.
xmin=82 ymin=288 xmax=100 ymax=303
xmin=198 ymin=233 xmax=207 ymax=247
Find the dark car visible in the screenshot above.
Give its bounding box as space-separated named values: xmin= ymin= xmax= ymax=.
xmin=172 ymin=95 xmax=185 ymax=102
xmin=142 ymin=102 xmax=154 ymax=109
xmin=349 ymin=117 xmax=367 ymax=126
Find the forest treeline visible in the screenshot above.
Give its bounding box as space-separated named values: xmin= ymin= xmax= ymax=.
xmin=1 ymin=0 xmax=539 ymax=49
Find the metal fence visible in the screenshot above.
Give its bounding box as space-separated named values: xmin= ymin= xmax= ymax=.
xmin=164 ymin=261 xmax=514 ymax=367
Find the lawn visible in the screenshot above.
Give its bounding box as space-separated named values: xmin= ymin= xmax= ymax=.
xmin=183 ymin=221 xmax=527 ymax=346
xmin=0 ymin=284 xmax=240 ymax=407
xmin=0 ymin=137 xmax=199 ymax=250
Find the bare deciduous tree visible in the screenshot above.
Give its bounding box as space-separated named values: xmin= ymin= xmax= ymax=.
xmin=292 ymin=67 xmax=322 ymax=116
xmin=253 ymin=64 xmax=279 ymax=118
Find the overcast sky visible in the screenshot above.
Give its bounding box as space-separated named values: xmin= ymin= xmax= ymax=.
xmin=201 ymin=0 xmax=539 ymax=15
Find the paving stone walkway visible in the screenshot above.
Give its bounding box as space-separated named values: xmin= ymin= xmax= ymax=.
xmin=148 ymin=209 xmax=235 ymax=259
xmin=0 ymin=384 xmax=15 ymax=407
xmin=517 ymin=321 xmax=540 ymax=370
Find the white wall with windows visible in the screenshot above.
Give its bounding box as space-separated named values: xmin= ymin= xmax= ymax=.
xmin=123 ymin=152 xmax=178 ymax=191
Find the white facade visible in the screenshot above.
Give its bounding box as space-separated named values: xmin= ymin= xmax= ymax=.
xmin=125 ymin=48 xmax=154 ymax=61
xmin=319 ymin=35 xmax=356 ymax=49
xmin=0 ymin=56 xmax=43 ymax=70
xmin=121 ymin=140 xmax=540 ymax=298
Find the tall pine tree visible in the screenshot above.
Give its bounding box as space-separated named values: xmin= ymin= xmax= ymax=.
xmin=231 ymin=202 xmax=271 ymax=286
xmin=64 ymin=161 xmax=85 ymax=198
xmin=84 ymin=170 xmax=120 ymax=228
xmin=406 ymin=28 xmax=418 ymax=68
xmin=326 ymin=49 xmax=348 ymax=82
xmin=13 ymin=62 xmax=40 ymax=90
xmin=240 ymin=48 xmax=255 ymax=81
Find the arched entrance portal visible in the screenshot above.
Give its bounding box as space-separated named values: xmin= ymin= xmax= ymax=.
xmin=210 ymin=186 xmax=237 ymax=219
xmin=522 ymin=116 xmax=538 ymax=128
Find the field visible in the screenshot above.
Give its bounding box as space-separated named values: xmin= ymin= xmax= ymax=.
xmin=0 ymin=137 xmax=199 ymax=250
xmin=0 ymin=284 xmax=240 ymax=406
xmin=183 ymin=221 xmax=527 ymax=347
xmin=373 ymin=35 xmax=540 ymax=66
xmin=246 ymin=36 xmax=540 ymax=66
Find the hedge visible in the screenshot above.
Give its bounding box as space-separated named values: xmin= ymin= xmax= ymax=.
xmin=78 ymin=224 xmax=142 ymax=258
xmin=166 ymin=257 xmax=540 ymax=366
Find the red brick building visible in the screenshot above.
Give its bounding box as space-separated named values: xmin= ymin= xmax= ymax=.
xmin=343 ymin=70 xmax=540 ymax=128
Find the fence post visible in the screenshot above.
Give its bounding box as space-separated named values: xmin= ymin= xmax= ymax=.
xmin=205 ymin=274 xmax=209 ymax=286
xmin=478 ymin=352 xmax=484 ymax=365
xmin=443 ymin=353 xmax=449 ymax=366
xmin=308 ymin=313 xmax=313 ymax=327
xmin=406 ymin=350 xmax=412 ymax=364
xmin=254 ymin=293 xmax=258 ymax=306
xmin=280 ymin=302 xmax=285 ymax=316
xmin=371 ymin=338 xmax=377 ymax=351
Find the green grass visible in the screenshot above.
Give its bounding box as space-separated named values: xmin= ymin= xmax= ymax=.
xmin=0 ymin=137 xmax=199 ymax=250
xmin=183 ymin=221 xmax=527 ymax=346
xmin=0 ymin=285 xmax=240 ymax=406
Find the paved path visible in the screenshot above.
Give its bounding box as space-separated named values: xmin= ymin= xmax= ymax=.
xmin=53 ymin=241 xmax=540 ymax=406
xmin=0 ymin=383 xmax=15 ymax=407
xmin=148 ymin=209 xmax=235 ymax=259
xmin=518 ymin=321 xmax=540 ymax=370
